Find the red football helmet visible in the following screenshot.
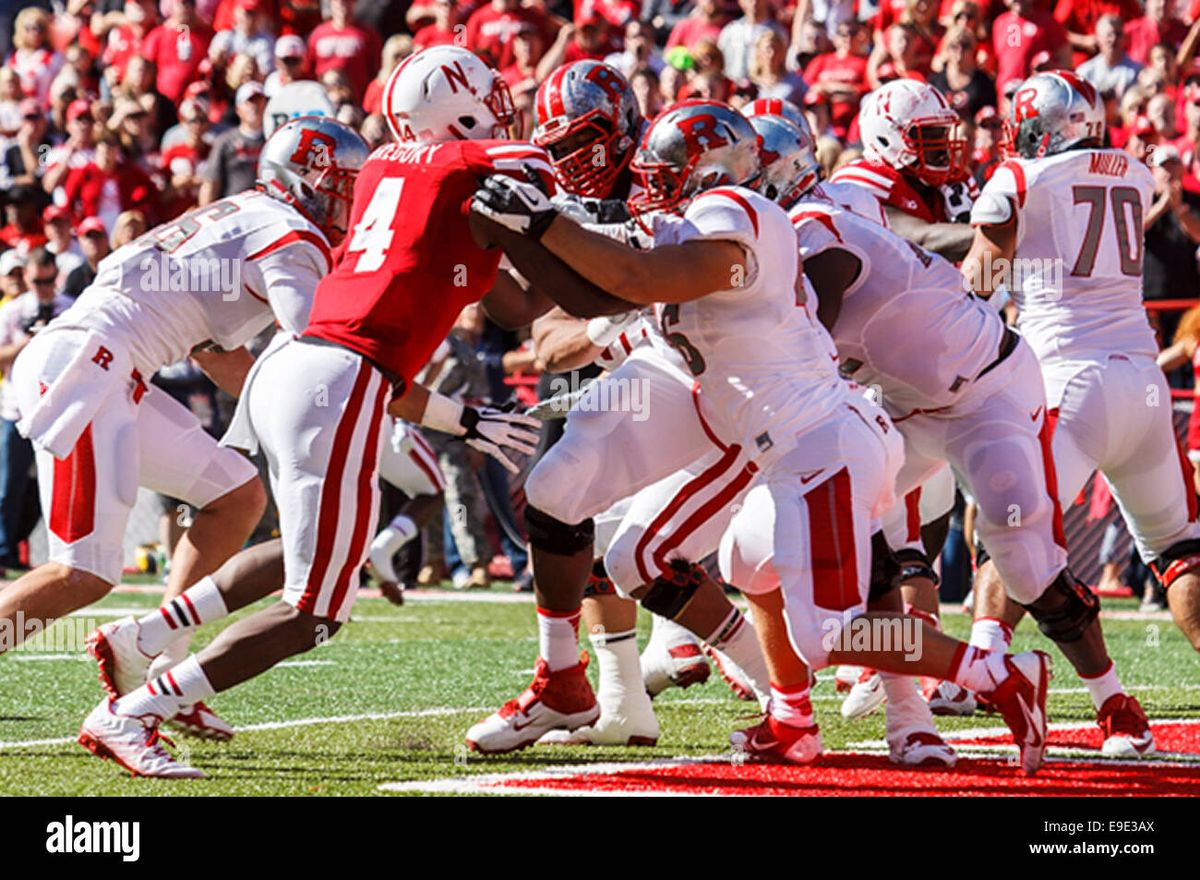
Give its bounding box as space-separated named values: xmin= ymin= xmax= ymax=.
xmin=533 ymin=60 xmax=643 ymax=198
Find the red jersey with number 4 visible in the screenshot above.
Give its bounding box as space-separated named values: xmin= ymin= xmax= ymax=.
xmin=304 ymin=138 xmax=553 ymax=386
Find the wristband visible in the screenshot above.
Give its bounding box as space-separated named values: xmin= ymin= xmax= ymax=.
xmin=422 ymin=393 xmax=466 ymax=436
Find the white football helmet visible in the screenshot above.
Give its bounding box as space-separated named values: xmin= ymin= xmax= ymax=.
xmin=383 ymin=45 xmax=516 ymax=143
xmin=1006 ymin=71 xmax=1105 ymax=159
xmin=859 ymin=79 xmax=966 ymax=185
xmin=628 ymin=100 xmax=761 ymax=220
xmin=258 ymin=116 xmax=370 ymax=246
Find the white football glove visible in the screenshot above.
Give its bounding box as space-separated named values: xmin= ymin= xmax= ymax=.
xmin=459 ymin=405 xmax=542 ymax=474
xmin=940 ymin=180 xmax=974 ymax=224
xmin=471 ymin=171 xmax=558 ymax=239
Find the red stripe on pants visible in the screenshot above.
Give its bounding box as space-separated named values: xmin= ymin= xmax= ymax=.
xmin=50 ymin=424 xmax=96 ymax=543
xmin=904 ymin=486 xmax=922 ymax=543
xmin=1038 ymin=408 xmax=1067 ymax=549
xmin=634 ymin=445 xmax=739 ymax=584
xmin=327 ymin=379 xmax=389 ymax=621
xmin=1175 ymin=437 xmax=1199 ymax=523
xmin=807 ymin=467 xmax=860 ymax=612
xmin=649 ymin=464 xmax=757 ymax=578
xmin=301 ymin=361 xmax=374 ymax=613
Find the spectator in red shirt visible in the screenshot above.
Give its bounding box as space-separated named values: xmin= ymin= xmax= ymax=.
xmin=1054 ymin=0 xmax=1141 ymax=66
xmin=159 ymin=99 xmax=211 ymax=218
xmin=1173 ymin=83 xmax=1200 ymax=177
xmin=803 ymin=18 xmax=870 ymax=138
xmin=141 ymin=0 xmax=213 ymax=105
xmin=306 ymin=0 xmax=383 ymax=103
xmin=936 ymin=1 xmax=995 ymax=74
xmin=872 ymin=22 xmax=933 ymax=87
xmin=465 ymin=0 xmax=556 ymax=70
xmin=413 ymin=0 xmax=463 ymax=50
xmin=665 ymin=0 xmax=728 ymax=51
xmin=504 ymin=24 xmax=544 ymax=135
xmin=537 ymin=16 xmax=620 ymax=80
xmin=1126 ymin=0 xmax=1190 ymax=65
xmin=7 ymin=8 xmax=64 ymax=108
xmin=100 ymin=0 xmax=159 ymax=91
xmin=63 ymin=132 xmax=158 ymax=230
xmin=0 ymin=185 xmax=49 ymax=253
xmin=870 ymin=0 xmax=942 ymax=80
xmin=363 ymin=35 xmax=413 ymax=117
xmin=992 ymin=0 xmax=1072 ymax=94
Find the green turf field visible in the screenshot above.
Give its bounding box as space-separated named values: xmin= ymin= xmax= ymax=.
xmin=0 ymin=584 xmax=1197 ymax=796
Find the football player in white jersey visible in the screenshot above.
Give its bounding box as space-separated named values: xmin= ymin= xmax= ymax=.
xmin=0 ymin=117 xmax=365 ymax=736
xmin=368 ymin=418 xmax=446 ymax=605
xmin=752 ymin=109 xmax=959 ymax=728
xmin=963 ymin=71 xmax=1198 ymax=755
xmin=473 ymin=99 xmax=1054 ymax=774
xmin=767 ymin=112 xmax=1146 ymax=760
xmin=464 ymin=64 xmax=772 ymax=753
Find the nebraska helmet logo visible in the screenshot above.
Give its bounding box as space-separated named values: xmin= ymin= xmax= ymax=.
xmin=288 ymin=128 xmax=337 ymax=169
xmin=676 ymin=114 xmax=728 ymax=153
xmin=441 ymin=61 xmax=472 ymax=95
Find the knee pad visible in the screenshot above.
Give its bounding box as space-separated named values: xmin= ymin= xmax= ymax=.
xmin=894 ymin=547 xmax=940 ymax=587
xmin=1020 ymin=570 xmax=1099 ymax=644
xmin=641 ymin=559 xmax=704 ymax=619
xmin=524 ymin=505 xmax=594 ymax=556
xmin=583 ymin=559 xmax=616 ymax=598
xmin=868 ymin=531 xmax=900 ymax=603
xmin=1150 ymin=538 xmax=1200 ymax=590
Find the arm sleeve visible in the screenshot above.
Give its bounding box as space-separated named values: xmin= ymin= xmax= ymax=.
xmin=252 ymin=243 xmax=326 ymax=335
xmin=971 ymin=161 xmax=1026 ymax=246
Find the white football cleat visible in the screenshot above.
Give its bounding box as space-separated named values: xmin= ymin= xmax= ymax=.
xmin=703 ymin=643 xmax=766 ymax=704
xmin=165 ymin=702 xmax=235 ymax=742
xmin=841 ymin=670 xmax=886 ymax=720
xmin=981 ymin=650 xmax=1051 ymax=776
xmin=888 ymin=726 xmax=957 ymax=768
xmin=537 ymin=704 xmax=659 ymax=747
xmin=78 ymin=700 xmax=205 ymax=779
xmin=927 ymin=680 xmax=978 ymax=716
xmin=466 ymin=656 xmax=600 ymax=754
xmin=642 ymin=624 xmax=710 ymax=697
xmin=1097 ymin=694 xmax=1155 ymax=758
xmin=86 ymin=616 xmax=155 ymax=697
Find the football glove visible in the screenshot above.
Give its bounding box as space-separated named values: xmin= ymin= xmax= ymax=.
xmin=940 ymin=180 xmax=974 ymax=224
xmin=459 ymin=404 xmax=542 ymax=474
xmin=472 ymin=170 xmax=558 ymax=240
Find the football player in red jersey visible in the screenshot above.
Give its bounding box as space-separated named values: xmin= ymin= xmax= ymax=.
xmin=76 ymin=46 xmax=628 ymax=778
xmin=831 ymin=79 xmax=977 ymax=262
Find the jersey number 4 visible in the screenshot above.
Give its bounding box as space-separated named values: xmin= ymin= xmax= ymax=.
xmin=347 ymin=178 xmax=405 ymax=273
xmin=1071 ymin=185 xmax=1143 ymax=278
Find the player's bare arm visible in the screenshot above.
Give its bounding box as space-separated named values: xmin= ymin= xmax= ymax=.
xmin=962 ymin=212 xmax=1017 ymax=299
xmin=539 ymin=217 xmax=747 ymax=305
xmin=801 ymin=248 xmax=862 ymax=331
xmin=884 ymin=204 xmax=974 ymax=262
xmin=532 ymin=307 xmax=603 ymax=372
xmin=471 ymin=210 xmax=634 ymax=319
xmin=191 ymin=346 xmax=256 ymax=397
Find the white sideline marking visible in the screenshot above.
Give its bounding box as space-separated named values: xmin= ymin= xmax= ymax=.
xmin=0 ymin=704 xmax=493 ymax=750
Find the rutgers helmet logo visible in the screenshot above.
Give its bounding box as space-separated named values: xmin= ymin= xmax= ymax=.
xmin=288 ymin=128 xmax=337 ymax=170
xmin=1012 ymin=88 xmax=1039 ymax=122
xmin=584 ymin=64 xmax=626 ymax=107
xmin=1054 ymin=70 xmax=1098 ymax=107
xmin=677 ymin=114 xmax=729 ymax=153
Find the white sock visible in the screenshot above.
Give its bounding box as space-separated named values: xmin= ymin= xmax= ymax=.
xmin=1080 ymin=661 xmax=1123 ymax=710
xmin=969 ymin=617 xmax=1013 ymax=651
xmin=589 ymin=628 xmax=644 ymax=710
xmin=147 ymin=633 xmax=193 ymax=682
xmin=369 ymin=514 xmax=418 ymax=582
xmin=951 ymin=645 xmax=1010 ymax=694
xmin=115 ymin=656 xmax=215 ymax=720
xmin=136 ymin=578 xmax=228 ymax=657
xmin=704 ymin=609 xmax=771 ymax=704
xmin=768 ymin=682 xmax=814 ymax=727
xmin=881 ymin=672 xmax=935 ymax=736
xmin=537 ymin=607 xmax=580 ymax=671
